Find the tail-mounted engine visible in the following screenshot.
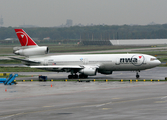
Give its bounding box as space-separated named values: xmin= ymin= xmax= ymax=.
xmin=13 ymin=46 xmax=49 ymax=56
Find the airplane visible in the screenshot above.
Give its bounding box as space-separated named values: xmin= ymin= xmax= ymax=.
xmin=10 ymin=29 xmax=161 ymax=79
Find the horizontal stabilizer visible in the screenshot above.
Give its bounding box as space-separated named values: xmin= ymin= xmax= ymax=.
xmin=9 ymin=57 xmax=40 ymax=64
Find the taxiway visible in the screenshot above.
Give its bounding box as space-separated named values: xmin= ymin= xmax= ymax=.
xmin=0 ymin=81 xmax=167 ymax=120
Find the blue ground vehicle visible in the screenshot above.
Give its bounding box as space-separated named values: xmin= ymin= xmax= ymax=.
xmin=0 ymin=74 xmax=18 ymax=85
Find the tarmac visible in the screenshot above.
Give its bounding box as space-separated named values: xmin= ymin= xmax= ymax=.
xmin=0 ymin=67 xmax=166 ymax=119
xmin=0 ymin=81 xmax=167 ymax=120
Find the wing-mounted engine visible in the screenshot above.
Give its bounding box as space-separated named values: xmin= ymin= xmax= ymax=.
xmin=13 ymin=46 xmax=49 ymax=56
xmin=79 ymin=66 xmax=97 ymax=76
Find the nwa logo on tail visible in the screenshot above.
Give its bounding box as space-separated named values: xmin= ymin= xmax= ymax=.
xmin=120 ymin=55 xmax=145 ymax=66
xmin=15 ymin=29 xmax=37 ymax=46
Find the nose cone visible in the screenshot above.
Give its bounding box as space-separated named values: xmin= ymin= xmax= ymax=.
xmin=145 ymin=55 xmax=161 ymax=68
xmin=156 ymin=60 xmax=161 ymax=66
xmin=152 ymin=59 xmax=161 ymax=67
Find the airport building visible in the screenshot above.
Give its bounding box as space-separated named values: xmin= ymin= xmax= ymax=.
xmin=0 ymin=16 xmax=3 ymax=27
xmin=66 ymin=19 xmax=73 ymax=27
xmin=82 ymin=39 xmax=167 ymax=46
xmin=110 ymin=39 xmax=167 ymax=45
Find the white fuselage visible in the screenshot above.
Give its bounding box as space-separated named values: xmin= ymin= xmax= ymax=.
xmin=28 ymin=54 xmax=161 ymax=72
xmin=13 ymin=29 xmax=161 ymax=78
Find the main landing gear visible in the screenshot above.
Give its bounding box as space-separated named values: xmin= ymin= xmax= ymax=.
xmin=68 ymin=74 xmax=88 ymax=79
xmin=68 ymin=69 xmax=79 ymax=79
xmin=68 ymin=69 xmax=88 ymax=79
xmin=68 ymin=74 xmax=78 ymax=79
xmin=136 ymin=71 xmax=140 ymax=78
xmin=79 ymin=74 xmax=88 ymax=79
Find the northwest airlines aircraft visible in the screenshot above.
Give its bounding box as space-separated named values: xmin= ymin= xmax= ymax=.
xmin=11 ymin=29 xmax=161 ymax=79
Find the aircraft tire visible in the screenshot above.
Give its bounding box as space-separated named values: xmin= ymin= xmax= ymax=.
xmin=68 ymin=75 xmax=78 ymax=79
xmin=79 ymin=75 xmax=82 ymax=78
xmin=74 ymin=75 xmax=78 ymax=79
xmin=84 ymin=75 xmax=88 ymax=78
xmin=79 ymin=74 xmax=88 ymax=79
xmin=136 ymin=75 xmax=139 ymax=78
xmin=68 ymin=75 xmax=72 ymax=79
xmin=79 ymin=74 xmax=84 ymax=79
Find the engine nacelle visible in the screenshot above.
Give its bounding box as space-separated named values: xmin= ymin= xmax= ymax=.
xmin=14 ymin=46 xmax=49 ymax=56
xmin=98 ymin=70 xmax=112 ymax=75
xmin=79 ymin=67 xmax=97 ymax=76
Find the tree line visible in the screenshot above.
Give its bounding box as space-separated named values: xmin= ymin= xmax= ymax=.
xmin=1 ymin=24 xmax=167 ymax=40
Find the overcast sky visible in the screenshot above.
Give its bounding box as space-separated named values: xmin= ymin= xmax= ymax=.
xmin=0 ymin=0 xmax=167 ymax=27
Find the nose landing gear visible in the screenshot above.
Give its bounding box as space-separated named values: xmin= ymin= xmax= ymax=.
xmin=136 ymin=71 xmax=140 ymax=78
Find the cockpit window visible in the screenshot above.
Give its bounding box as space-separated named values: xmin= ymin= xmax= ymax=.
xmin=150 ymin=58 xmax=158 ymax=61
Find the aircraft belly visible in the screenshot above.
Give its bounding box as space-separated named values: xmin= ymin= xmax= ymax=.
xmin=114 ymin=64 xmax=146 ymax=71
xmin=99 ymin=63 xmax=113 ymax=71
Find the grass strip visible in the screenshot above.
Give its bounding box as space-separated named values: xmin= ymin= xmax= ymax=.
xmin=14 ymin=79 xmax=167 ymax=82
xmin=0 ymin=67 xmax=48 ymax=72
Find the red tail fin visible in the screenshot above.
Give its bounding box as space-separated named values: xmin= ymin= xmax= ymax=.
xmin=15 ymin=29 xmax=38 ymax=46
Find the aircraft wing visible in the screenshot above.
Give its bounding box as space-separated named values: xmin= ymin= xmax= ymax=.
xmin=30 ymin=65 xmax=83 ymax=69
xmin=9 ymin=57 xmax=40 ymax=64
xmin=30 ymin=65 xmax=99 ymax=69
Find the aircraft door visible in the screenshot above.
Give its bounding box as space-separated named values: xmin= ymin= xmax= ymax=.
xmin=43 ymin=59 xmax=48 ymax=66
xmin=83 ymin=58 xmax=89 ymax=65
xmin=143 ymin=55 xmax=146 ymax=64
xmin=115 ymin=57 xmax=120 ymax=65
